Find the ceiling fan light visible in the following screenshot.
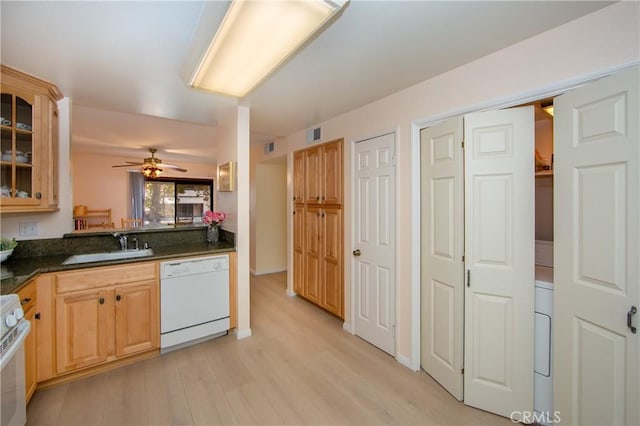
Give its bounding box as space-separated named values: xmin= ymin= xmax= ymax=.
xmin=189 ymin=0 xmax=348 ymax=97
xmin=142 ymin=165 xmax=162 ymax=178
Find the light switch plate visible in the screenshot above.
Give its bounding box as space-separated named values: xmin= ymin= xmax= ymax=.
xmin=19 ymin=222 xmax=39 ymax=236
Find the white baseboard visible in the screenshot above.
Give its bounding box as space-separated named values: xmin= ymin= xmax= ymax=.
xmin=235 ymin=328 xmax=252 ymax=339
xmin=252 ymin=267 xmax=287 ymax=276
xmin=396 ymin=353 xmax=417 ymax=371
xmin=342 ymin=322 xmax=353 ymax=334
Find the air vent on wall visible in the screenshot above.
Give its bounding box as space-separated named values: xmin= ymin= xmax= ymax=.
xmin=264 ymin=141 xmax=275 ymax=154
xmin=306 ymin=126 xmax=322 ymax=144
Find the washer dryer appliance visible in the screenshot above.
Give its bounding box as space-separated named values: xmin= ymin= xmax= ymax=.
xmin=534 ymin=240 xmax=554 ymax=425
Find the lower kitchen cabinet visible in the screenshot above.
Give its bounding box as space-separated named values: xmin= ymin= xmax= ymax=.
xmin=25 ymin=251 xmax=235 ymax=392
xmin=17 ymin=280 xmax=37 ymax=403
xmin=56 ymin=289 xmax=110 ymax=373
xmin=54 ymin=262 xmax=158 ymax=375
xmin=114 ymin=281 xmax=159 ymax=357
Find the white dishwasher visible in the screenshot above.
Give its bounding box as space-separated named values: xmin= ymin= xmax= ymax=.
xmin=160 ymin=254 xmax=230 ymax=353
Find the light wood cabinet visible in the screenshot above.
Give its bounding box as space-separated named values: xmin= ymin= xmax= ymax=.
xmin=56 ymin=288 xmax=110 ymax=373
xmin=229 ymin=251 xmax=237 ymax=329
xmin=321 ymin=207 xmax=343 ymax=317
xmin=293 ymin=205 xmax=305 ymax=295
xmin=35 ymin=274 xmax=55 ymax=383
xmin=296 ymin=139 xmax=343 ymax=205
xmin=304 ymin=146 xmax=322 ymax=204
xmin=293 ymin=151 xmax=305 ymax=203
xmin=114 ymin=281 xmax=159 ymax=357
xmin=54 ymin=262 xmax=158 ymax=375
xmin=304 ymin=206 xmax=322 ymax=304
xmin=0 ymin=65 xmax=62 ymax=212
xmin=16 ymin=280 xmax=37 ymax=403
xmin=293 ymin=139 xmax=344 ymax=318
xmin=322 ymin=141 xmax=343 ymax=205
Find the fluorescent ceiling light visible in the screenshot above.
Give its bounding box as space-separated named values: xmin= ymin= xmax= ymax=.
xmin=189 ymin=0 xmax=348 ymax=97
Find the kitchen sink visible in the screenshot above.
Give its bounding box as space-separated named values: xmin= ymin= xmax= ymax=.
xmin=62 ymin=249 xmax=154 ymax=265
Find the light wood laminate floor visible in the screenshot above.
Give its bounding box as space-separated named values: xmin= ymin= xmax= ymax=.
xmin=27 ymin=272 xmax=510 ymax=425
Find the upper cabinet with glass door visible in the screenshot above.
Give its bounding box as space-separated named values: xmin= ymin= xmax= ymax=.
xmin=1 ymin=65 xmax=62 ymax=213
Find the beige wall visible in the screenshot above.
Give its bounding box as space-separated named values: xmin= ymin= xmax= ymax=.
xmin=253 ymin=2 xmax=640 ymax=366
xmin=535 ymin=117 xmax=553 ymax=241
xmin=216 ymin=104 xmax=252 ymax=338
xmin=72 ymin=151 xmax=216 ymax=227
xmin=535 ymin=176 xmax=553 ymax=241
xmin=253 ymin=161 xmax=287 ymax=275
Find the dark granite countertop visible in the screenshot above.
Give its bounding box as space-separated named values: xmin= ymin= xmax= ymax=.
xmin=1 ymin=241 xmax=235 ymax=295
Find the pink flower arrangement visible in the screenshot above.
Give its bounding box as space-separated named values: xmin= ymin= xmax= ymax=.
xmin=203 ymin=211 xmax=226 ymax=227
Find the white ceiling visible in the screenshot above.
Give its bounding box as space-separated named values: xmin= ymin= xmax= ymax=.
xmin=0 ymin=1 xmax=613 ymax=164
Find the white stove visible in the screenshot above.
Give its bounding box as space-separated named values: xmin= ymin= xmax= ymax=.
xmin=1 ymin=293 xmax=30 ymax=426
xmin=1 ymin=294 xmax=25 ymax=344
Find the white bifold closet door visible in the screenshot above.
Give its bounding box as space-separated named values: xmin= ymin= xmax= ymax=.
xmin=554 ymin=65 xmax=639 ymax=426
xmin=463 ymin=106 xmax=535 ymax=418
xmin=420 ymin=117 xmax=464 ymax=401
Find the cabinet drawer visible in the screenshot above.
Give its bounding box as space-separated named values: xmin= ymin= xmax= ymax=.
xmin=17 ymin=280 xmax=36 ymax=312
xmin=56 ymin=261 xmax=157 ymax=293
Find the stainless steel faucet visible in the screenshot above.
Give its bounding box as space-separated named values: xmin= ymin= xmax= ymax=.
xmin=113 ymin=233 xmax=128 ymax=251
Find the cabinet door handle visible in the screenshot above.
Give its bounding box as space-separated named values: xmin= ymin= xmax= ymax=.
xmin=116 ymin=294 xmax=122 ymax=302
xmin=35 ymin=312 xmax=41 ymax=320
xmin=99 ymin=297 xmax=105 ymax=304
xmin=628 ymin=306 xmax=637 ymax=334
xmin=35 ymin=192 xmax=42 ymax=199
xmin=316 ymin=196 xmax=320 ymax=201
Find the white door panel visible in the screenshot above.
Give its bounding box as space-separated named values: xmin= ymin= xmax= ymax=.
xmin=353 ymin=133 xmax=396 ymax=355
xmin=554 ymin=65 xmax=639 ymax=426
xmin=464 ymin=107 xmax=535 ymax=417
xmin=420 ymin=118 xmax=464 ymax=400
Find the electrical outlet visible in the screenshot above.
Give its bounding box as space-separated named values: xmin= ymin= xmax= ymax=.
xmin=19 ymin=222 xmax=39 ymax=236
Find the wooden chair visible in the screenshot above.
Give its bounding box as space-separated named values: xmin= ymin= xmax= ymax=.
xmin=121 ymin=218 xmax=143 ymax=228
xmin=84 ymin=209 xmax=115 ymax=229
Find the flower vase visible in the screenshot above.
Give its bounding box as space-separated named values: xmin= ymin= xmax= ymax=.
xmin=207 ymin=225 xmax=219 ymax=244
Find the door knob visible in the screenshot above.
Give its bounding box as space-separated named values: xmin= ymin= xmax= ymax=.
xmin=352 ymin=249 xmax=361 ymax=256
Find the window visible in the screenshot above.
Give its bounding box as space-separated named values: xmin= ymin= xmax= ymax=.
xmin=143 ymin=178 xmax=213 ymax=225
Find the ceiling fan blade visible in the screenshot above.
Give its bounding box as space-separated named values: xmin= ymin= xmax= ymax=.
xmin=112 ymin=163 xmax=143 ymax=168
xmin=163 ymin=164 xmax=188 ymax=172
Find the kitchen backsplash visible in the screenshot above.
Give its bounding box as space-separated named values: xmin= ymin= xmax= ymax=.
xmin=11 ymin=227 xmax=235 ymax=259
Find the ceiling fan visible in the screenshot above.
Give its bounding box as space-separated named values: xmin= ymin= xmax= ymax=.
xmin=112 ymin=148 xmax=187 ymax=178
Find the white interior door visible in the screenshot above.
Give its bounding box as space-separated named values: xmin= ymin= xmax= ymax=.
xmin=353 ymin=133 xmax=396 ymax=355
xmin=464 ymin=106 xmax=535 ymax=417
xmin=554 ymin=65 xmax=639 ymax=426
xmin=420 ymin=117 xmax=464 ymax=400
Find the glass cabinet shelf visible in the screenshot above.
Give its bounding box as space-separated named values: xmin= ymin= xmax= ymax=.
xmin=1 ymin=65 xmax=62 ymax=212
